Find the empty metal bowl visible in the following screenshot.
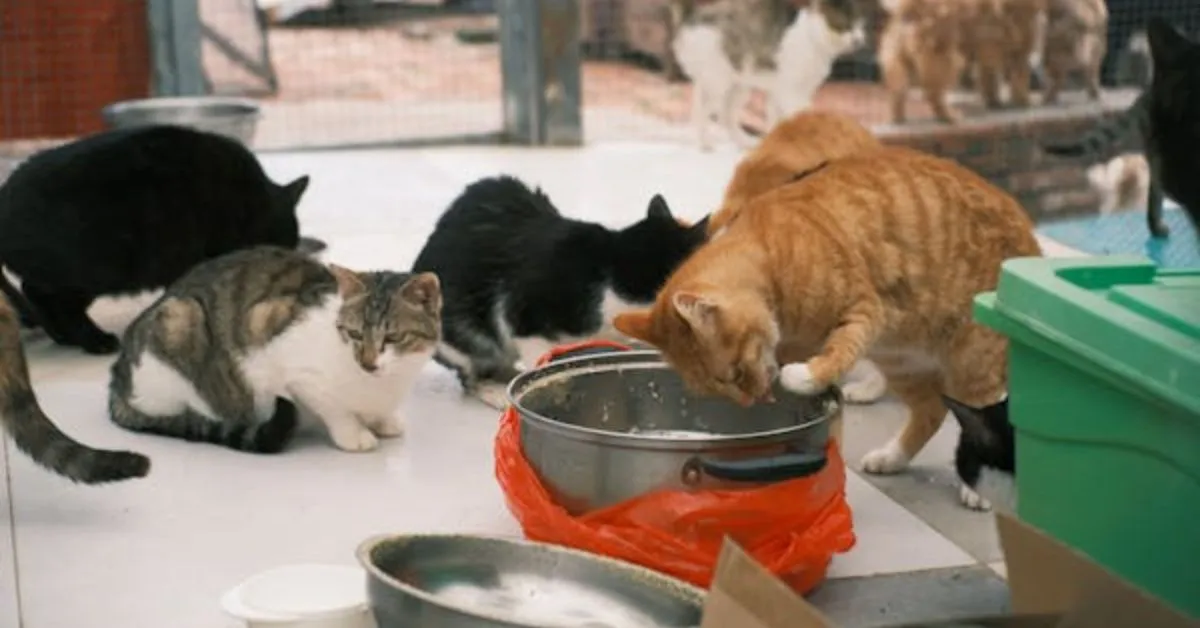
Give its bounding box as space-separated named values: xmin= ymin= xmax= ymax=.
xmin=357 ymin=533 xmax=705 ymax=628
xmin=102 ymin=96 xmax=261 ymax=146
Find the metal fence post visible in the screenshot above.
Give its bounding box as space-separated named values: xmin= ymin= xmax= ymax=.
xmin=146 ymin=0 xmax=208 ymax=97
xmin=498 ymin=0 xmax=583 ymax=146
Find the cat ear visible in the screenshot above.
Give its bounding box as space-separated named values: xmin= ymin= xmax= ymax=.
xmin=613 ymin=311 xmax=655 ymax=344
xmin=647 ymin=194 xmax=673 ymax=221
xmin=672 ymin=291 xmax=719 ymax=333
xmin=1147 ymin=19 xmax=1191 ymax=65
xmin=692 ymin=214 xmax=712 ymax=234
xmin=278 ymin=175 xmax=311 ymax=210
xmin=328 ymin=264 xmax=365 ymax=297
xmin=401 ymin=272 xmax=442 ymax=315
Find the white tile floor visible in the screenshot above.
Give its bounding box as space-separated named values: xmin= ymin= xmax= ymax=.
xmin=1 ymin=143 xmax=1084 ymax=628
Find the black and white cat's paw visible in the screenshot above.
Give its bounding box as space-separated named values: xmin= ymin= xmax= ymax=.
xmin=961 ymin=468 xmax=1017 ymax=513
xmin=959 ymin=483 xmax=993 ymax=511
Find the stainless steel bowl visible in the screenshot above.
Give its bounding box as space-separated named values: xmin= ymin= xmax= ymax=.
xmin=101 ymin=96 xmax=261 ymax=146
xmin=357 ymin=533 xmax=705 ymax=628
xmin=508 ymin=347 xmax=840 ymax=514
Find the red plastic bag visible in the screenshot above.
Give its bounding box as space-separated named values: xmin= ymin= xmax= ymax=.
xmin=494 ymin=341 xmax=857 ymax=592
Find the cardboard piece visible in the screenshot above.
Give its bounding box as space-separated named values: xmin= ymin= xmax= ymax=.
xmin=701 ymin=513 xmax=1198 ymax=628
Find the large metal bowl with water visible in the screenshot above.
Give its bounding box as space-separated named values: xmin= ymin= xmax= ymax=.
xmin=507 ymin=346 xmax=841 ymax=514
xmin=357 ymin=533 xmax=705 ymax=628
xmin=102 ymin=96 xmax=261 ymax=146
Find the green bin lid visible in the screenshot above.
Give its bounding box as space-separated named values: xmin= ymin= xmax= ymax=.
xmin=974 ymin=256 xmax=1200 ymax=416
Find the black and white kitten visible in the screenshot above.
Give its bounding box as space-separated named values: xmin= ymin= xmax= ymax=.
xmin=943 ymin=395 xmax=1016 ymax=513
xmin=411 ymin=176 xmax=710 ymax=408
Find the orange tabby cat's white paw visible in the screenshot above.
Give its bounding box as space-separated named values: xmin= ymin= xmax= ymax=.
xmin=779 ymin=363 xmax=826 ymax=395
xmin=860 ymin=439 xmax=910 ymax=475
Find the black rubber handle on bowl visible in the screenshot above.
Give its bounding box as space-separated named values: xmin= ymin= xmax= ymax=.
xmin=698 ymin=451 xmax=828 ymax=483
xmin=546 ymin=344 xmax=631 ymax=364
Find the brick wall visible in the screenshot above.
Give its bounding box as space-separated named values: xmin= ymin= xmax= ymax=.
xmin=873 ymin=99 xmax=1136 ymax=222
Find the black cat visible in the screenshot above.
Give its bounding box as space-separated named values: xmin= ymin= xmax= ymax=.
xmin=944 ymin=395 xmax=1016 ymax=512
xmin=411 ymin=176 xmax=710 ymax=409
xmin=0 ymin=125 xmax=310 ymax=354
xmin=1043 ymin=18 xmax=1200 ymax=239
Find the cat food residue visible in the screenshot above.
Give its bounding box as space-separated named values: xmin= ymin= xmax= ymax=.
xmin=432 ymin=573 xmax=690 ymax=628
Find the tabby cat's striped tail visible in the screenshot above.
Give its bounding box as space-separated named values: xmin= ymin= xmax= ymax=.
xmin=1042 ymin=93 xmax=1148 ymax=162
xmin=1 ymin=295 xmax=150 ymax=484
xmin=108 ymin=391 xmax=299 ymax=454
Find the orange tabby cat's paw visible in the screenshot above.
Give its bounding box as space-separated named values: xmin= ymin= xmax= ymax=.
xmin=779 ymin=363 xmax=827 ymax=395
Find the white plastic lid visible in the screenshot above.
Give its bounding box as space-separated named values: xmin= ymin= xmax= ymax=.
xmin=222 ymin=564 xmax=368 ymax=622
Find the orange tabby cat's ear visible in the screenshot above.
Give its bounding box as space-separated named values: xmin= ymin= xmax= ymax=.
xmin=613 ymin=311 xmax=655 ymax=343
xmin=672 ymin=292 xmax=719 ymax=333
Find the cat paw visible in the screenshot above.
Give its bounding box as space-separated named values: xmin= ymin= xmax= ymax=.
xmin=473 ymin=383 xmax=510 ymax=411
xmin=330 ymin=427 xmax=379 ymax=452
xmin=841 ymin=377 xmax=887 ymax=405
xmin=959 ymin=484 xmax=993 ymax=511
xmin=364 ymin=413 xmax=405 ymax=438
xmin=860 ymin=440 xmax=911 ymax=475
xmin=78 ymin=331 xmax=120 ymax=355
xmin=779 ymin=363 xmax=826 ymax=395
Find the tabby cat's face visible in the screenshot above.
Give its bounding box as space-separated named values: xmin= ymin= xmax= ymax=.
xmin=330 ymin=268 xmax=442 ymax=374
xmin=614 ymin=291 xmax=780 ymax=406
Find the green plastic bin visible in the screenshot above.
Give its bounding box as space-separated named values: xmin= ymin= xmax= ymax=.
xmin=974 ymin=256 xmax=1200 ymax=617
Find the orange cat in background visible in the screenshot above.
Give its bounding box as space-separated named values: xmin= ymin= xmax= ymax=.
xmin=614 ymin=146 xmax=1041 ymax=489
xmin=710 ymin=111 xmax=880 ymax=239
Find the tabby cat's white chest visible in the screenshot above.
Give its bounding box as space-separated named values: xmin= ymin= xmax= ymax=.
xmin=238 ymin=296 xmax=417 ymax=418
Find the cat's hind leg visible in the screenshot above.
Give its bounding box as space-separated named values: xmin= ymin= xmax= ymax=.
xmin=861 ymin=367 xmax=947 ymax=475
xmin=436 ymin=325 xmax=520 ymax=410
xmin=109 ymin=384 xmax=298 ymax=454
xmin=21 ymin=283 xmax=117 ymax=354
xmin=1147 ymin=179 xmax=1170 ymax=238
xmin=915 ymin=54 xmax=962 ymax=124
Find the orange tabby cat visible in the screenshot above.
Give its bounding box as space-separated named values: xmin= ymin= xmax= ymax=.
xmin=709 ymin=110 xmax=880 ymax=238
xmin=879 ymin=0 xmax=969 ymax=123
xmin=969 ymin=0 xmax=1046 ymax=109
xmin=614 ymin=146 xmax=1041 ymax=478
xmin=879 ymin=0 xmax=1045 ymax=122
xmin=708 ymin=110 xmax=889 ymax=405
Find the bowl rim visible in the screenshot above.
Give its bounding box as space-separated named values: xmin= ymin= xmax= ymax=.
xmin=506 ymin=349 xmax=841 ymax=450
xmin=102 ymin=96 xmax=262 ymax=119
xmin=354 ymin=532 xmax=707 ymax=627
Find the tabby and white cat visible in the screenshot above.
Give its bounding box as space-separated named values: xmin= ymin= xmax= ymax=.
xmin=109 ymin=246 xmax=441 ymax=454
xmin=773 ymin=0 xmax=866 ymax=116
xmin=411 ymin=176 xmax=709 ymax=410
xmin=671 ymin=0 xmax=862 ymax=149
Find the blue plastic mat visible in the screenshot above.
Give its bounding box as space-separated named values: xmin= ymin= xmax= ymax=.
xmin=1037 ymin=207 xmax=1200 ymax=269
